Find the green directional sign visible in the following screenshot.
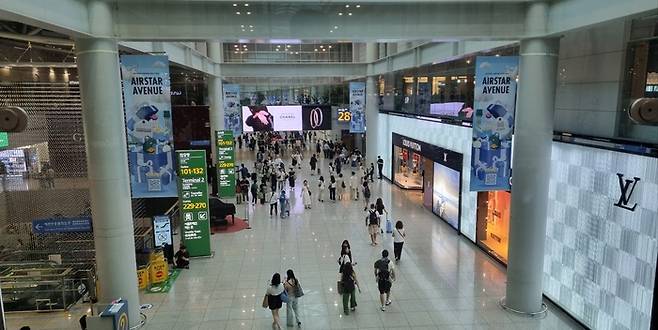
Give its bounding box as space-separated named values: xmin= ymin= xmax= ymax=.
xmin=176 ymin=150 xmax=211 ymax=257
xmin=215 ymin=130 xmax=236 ymax=198
xmin=0 ymin=132 xmax=8 ymax=148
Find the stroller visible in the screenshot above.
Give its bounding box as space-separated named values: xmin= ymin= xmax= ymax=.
xmin=279 ymin=191 xmax=291 ymax=218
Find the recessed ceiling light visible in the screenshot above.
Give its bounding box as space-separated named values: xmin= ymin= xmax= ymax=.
xmin=236 ymin=11 xmax=241 ymax=14
xmin=249 ymin=29 xmax=253 ymax=32
xmin=295 ymin=52 xmax=299 ymax=54
xmin=334 ymin=26 xmax=338 ymax=29
xmin=233 ymin=3 xmax=237 ymax=6
xmin=244 ymin=3 xmax=249 ymax=6
xmin=345 ymin=4 xmax=350 ymax=8
xmin=247 ymin=12 xmax=251 ymax=15
xmin=249 ymin=25 xmax=253 ymax=28
xmin=286 ymin=45 xmax=290 ymax=48
xmin=356 ymin=4 xmax=361 ymax=8
xmin=338 ymin=12 xmax=343 ymax=16
xmin=328 ymin=45 xmax=332 ymax=48
xmin=330 ymin=30 xmax=333 ymax=33
xmin=234 ymin=45 xmax=239 ymax=47
xmin=348 ymin=12 xmax=352 ymax=16
xmin=320 ymin=45 xmax=324 ymax=48
xmin=314 ymin=49 xmax=318 ymax=51
xmin=243 ymin=45 xmax=247 ymax=48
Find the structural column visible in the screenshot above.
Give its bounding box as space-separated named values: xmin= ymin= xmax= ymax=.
xmin=504 ymin=37 xmax=559 ymax=313
xmin=76 ymin=38 xmax=141 ymax=326
xmin=207 ymin=41 xmax=224 ymax=165
xmin=364 ymin=42 xmax=379 ymax=165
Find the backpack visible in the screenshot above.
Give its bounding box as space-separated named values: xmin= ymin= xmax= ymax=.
xmin=375 ymin=259 xmax=391 ymax=282
xmin=363 ymin=185 xmax=371 ymax=198
xmin=341 ymin=181 xmax=346 ymax=189
xmin=342 ymin=273 xmax=355 ymax=292
xmin=368 ymin=210 xmax=379 ymax=225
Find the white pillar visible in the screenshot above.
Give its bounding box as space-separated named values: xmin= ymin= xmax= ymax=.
xmin=207 ymin=41 xmax=224 ymax=164
xmin=76 ymin=1 xmax=140 ymax=325
xmin=365 ymin=43 xmax=379 ymax=166
xmin=504 ymin=37 xmax=559 ymax=313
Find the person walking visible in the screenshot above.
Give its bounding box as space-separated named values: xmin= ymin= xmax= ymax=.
xmin=329 ymin=175 xmax=337 ymax=202
xmin=374 ymin=250 xmax=396 ymax=311
xmin=250 ymin=180 xmax=258 ymax=205
xmin=309 ymin=154 xmax=317 ymax=176
xmin=284 ymin=269 xmax=303 ymax=327
xmin=377 ymin=156 xmax=384 ymax=179
xmin=349 ymin=171 xmax=359 ymax=200
xmin=375 ymin=198 xmax=389 ymax=232
xmin=288 ymin=168 xmax=296 ymax=188
xmin=317 ymin=176 xmax=326 ymax=202
xmin=392 ymin=221 xmax=406 ymax=262
xmin=337 ymin=174 xmax=346 ymax=201
xmin=269 ymin=190 xmax=279 ymax=216
xmin=366 ymin=204 xmax=380 ymax=245
xmin=338 ymin=240 xmax=355 ymax=271
xmin=340 ymin=262 xmax=360 ymax=315
xmin=302 ymin=180 xmax=312 ymax=209
xmin=264 ymin=273 xmax=286 ymax=329
xmin=362 ymin=181 xmax=371 ymax=211
xmin=368 ymin=163 xmax=375 ymax=182
xmin=277 ymin=168 xmax=286 ymax=190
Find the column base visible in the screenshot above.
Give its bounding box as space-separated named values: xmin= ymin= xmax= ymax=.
xmin=498 ymin=297 xmax=548 ymax=318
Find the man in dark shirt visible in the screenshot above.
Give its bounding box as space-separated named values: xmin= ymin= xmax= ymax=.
xmin=377 ymin=156 xmax=384 ymax=180
xmin=174 ymin=245 xmax=190 ymax=269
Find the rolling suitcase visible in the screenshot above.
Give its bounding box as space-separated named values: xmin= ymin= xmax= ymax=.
xmin=386 ymin=217 xmax=393 ymax=234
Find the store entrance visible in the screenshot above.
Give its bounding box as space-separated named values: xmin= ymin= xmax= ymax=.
xmin=476 ymin=191 xmax=510 ymax=264
xmin=393 ymin=145 xmax=424 ymax=190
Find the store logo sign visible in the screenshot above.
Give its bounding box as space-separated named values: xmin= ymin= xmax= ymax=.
xmin=309 ymin=107 xmax=324 ymax=129
xmin=614 ymin=173 xmax=640 ymax=212
xmin=402 ymin=139 xmax=421 ymax=152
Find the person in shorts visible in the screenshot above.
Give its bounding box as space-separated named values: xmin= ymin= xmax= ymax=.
xmin=366 ymin=204 xmax=380 ymax=245
xmin=374 ymin=250 xmax=396 ymax=311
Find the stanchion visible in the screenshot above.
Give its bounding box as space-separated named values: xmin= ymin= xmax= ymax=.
xmin=244 ymin=201 xmax=251 ymax=229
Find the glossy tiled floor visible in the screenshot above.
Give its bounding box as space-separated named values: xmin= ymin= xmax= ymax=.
xmin=7 ymin=145 xmax=585 ymax=330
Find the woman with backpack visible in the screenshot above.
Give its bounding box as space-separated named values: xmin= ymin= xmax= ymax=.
xmin=264 ymin=273 xmax=286 ymax=329
xmin=340 ymin=262 xmax=361 ymax=315
xmin=284 ymin=269 xmax=303 ymax=327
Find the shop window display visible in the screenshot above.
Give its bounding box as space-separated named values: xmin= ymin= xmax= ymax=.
xmin=431 ymin=162 xmax=461 ymax=230
xmin=392 ymin=145 xmax=424 ymax=189
xmin=476 ymin=191 xmax=510 ymax=264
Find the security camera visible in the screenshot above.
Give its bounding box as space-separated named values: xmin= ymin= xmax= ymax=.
xmin=0 ymin=106 xmax=28 ymax=132
xmin=629 ymin=98 xmax=658 ymax=125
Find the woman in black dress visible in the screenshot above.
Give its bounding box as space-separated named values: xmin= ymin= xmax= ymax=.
xmin=265 ymin=273 xmax=285 ymax=329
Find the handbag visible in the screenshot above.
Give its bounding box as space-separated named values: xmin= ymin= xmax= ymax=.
xmin=337 ymin=280 xmax=344 ymax=294
xmin=262 ymin=294 xmax=269 ymax=308
xmin=294 ymin=281 xmax=305 ymax=298
xmin=280 ymin=289 xmax=289 ymax=303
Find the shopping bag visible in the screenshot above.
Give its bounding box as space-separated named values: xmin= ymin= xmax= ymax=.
xmin=262 ymin=294 xmax=269 ymax=308
xmin=337 ymin=280 xmax=344 ymax=294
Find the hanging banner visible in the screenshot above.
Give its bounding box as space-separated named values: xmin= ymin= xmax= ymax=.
xmin=120 ymin=55 xmax=177 ymax=198
xmin=176 ymin=150 xmax=212 ymax=257
xmin=215 ymin=130 xmax=236 ymax=198
xmin=223 ymin=84 xmax=242 ymax=136
xmin=349 ymin=82 xmax=366 ymax=133
xmin=470 ymin=56 xmax=518 ymax=191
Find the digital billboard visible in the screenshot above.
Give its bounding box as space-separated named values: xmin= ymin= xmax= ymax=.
xmin=432 ymin=162 xmax=461 ymax=230
xmin=241 ymin=105 xmax=331 ymax=132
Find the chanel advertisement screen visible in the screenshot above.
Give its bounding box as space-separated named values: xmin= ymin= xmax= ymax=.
xmin=242 ymin=105 xmax=331 ymax=132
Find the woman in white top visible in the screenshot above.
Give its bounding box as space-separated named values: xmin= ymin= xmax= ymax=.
xmin=392 ymin=221 xmax=406 ymax=262
xmin=317 ymin=176 xmax=326 ymax=202
xmin=265 ymin=273 xmax=285 ymax=329
xmin=269 ymin=191 xmax=279 ymax=216
xmin=301 ymin=180 xmax=312 ymax=209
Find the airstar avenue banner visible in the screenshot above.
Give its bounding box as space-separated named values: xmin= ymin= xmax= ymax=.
xmin=470 ymin=56 xmax=518 ymax=192
xmin=349 ymin=82 xmax=366 ymax=133
xmin=120 ymin=55 xmax=177 ymax=198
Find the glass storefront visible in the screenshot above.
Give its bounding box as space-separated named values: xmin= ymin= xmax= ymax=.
xmin=476 ymin=190 xmax=511 ymax=264
xmin=391 ymin=133 xmax=463 ymax=230
xmin=392 ymin=145 xmax=424 ymax=189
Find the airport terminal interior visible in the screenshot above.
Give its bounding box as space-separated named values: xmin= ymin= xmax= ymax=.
xmin=0 ymin=1 xmax=658 ymax=330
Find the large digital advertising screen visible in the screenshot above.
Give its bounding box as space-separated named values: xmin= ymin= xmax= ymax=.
xmin=242 ymin=105 xmax=331 ymax=132
xmin=432 ymin=162 xmax=461 ymax=230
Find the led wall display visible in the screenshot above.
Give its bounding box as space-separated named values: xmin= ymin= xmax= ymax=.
xmin=432 ymin=162 xmax=461 ymax=230
xmin=544 ymin=142 xmax=658 ymax=330
xmin=241 ymin=105 xmax=331 ymax=132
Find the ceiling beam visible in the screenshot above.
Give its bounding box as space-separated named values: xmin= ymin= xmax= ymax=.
xmin=113 ymin=2 xmax=528 ymax=40
xmin=0 ymin=0 xmax=91 ymax=37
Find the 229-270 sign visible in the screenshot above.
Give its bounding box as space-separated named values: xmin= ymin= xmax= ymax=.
xmin=337 ymin=108 xmax=351 ymax=122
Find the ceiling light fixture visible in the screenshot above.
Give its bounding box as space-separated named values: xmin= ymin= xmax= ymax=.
xmin=247 ymin=12 xmax=251 ymax=15
xmin=348 ymin=12 xmax=352 ymax=16
xmin=233 ymin=3 xmax=237 ymax=6
xmin=334 ymin=26 xmax=338 ymax=29
xmin=338 ymin=12 xmax=343 ymax=16
xmin=314 ymin=49 xmax=318 ymax=51
xmin=244 ymin=3 xmax=249 ymax=6
xmin=236 ymin=11 xmax=241 ymax=14
xmin=356 ymin=4 xmax=361 ymax=8
xmin=345 ymin=4 xmax=350 ymax=8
